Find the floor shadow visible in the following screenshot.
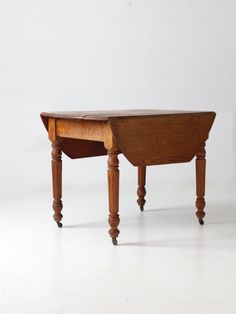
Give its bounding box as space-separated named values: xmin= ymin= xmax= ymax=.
xmin=144 ymin=207 xmax=190 ymax=213
xmin=63 ymin=203 xmax=236 ymax=233
xmin=205 ymin=220 xmax=236 ymax=225
xmin=63 ymin=220 xmax=106 ymax=229
xmin=118 ymin=237 xmax=236 ymax=250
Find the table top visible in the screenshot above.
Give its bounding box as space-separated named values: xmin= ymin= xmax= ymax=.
xmin=40 ymin=109 xmax=214 ymax=121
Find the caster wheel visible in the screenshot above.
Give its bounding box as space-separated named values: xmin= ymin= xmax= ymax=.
xmin=198 ymin=218 xmax=204 ymax=225
xmin=57 ymin=222 xmax=63 ymax=228
xmin=140 ymin=206 xmax=144 ymax=212
xmin=112 ymin=238 xmax=118 ymax=246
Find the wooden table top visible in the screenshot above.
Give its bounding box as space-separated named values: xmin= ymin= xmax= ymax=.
xmin=40 ymin=109 xmax=214 ymax=121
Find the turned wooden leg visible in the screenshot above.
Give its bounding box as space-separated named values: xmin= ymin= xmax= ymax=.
xmin=107 ymin=149 xmax=120 ymax=245
xmin=51 ymin=139 xmax=63 ymax=228
xmin=137 ymin=166 xmax=146 ymax=211
xmin=195 ymin=145 xmax=206 ymax=225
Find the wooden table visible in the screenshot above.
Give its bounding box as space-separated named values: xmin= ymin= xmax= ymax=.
xmin=41 ymin=109 xmax=216 ymax=245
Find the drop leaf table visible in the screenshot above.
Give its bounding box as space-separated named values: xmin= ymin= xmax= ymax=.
xmin=40 ymin=109 xmax=216 ymax=245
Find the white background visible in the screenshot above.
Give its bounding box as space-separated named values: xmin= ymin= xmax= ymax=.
xmin=0 ymin=0 xmax=235 ymax=199
xmin=0 ymin=2 xmax=236 ymax=314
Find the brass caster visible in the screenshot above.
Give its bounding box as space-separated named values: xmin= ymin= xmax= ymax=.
xmin=198 ymin=218 xmax=204 ymax=225
xmin=140 ymin=206 xmax=144 ymax=212
xmin=57 ymin=222 xmax=63 ymax=228
xmin=112 ymin=238 xmax=118 ymax=246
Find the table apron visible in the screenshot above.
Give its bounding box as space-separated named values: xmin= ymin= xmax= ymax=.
xmin=56 ymin=119 xmax=108 ymax=142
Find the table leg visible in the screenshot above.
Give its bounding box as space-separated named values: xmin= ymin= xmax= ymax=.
xmin=51 ymin=139 xmax=63 ymax=228
xmin=107 ymin=149 xmax=120 ymax=245
xmin=137 ymin=166 xmax=146 ymax=211
xmin=195 ymin=145 xmax=206 ymax=225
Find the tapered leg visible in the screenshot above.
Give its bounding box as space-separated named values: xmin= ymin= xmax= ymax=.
xmin=51 ymin=139 xmax=63 ymax=228
xmin=195 ymin=145 xmax=206 ymax=225
xmin=107 ymin=149 xmax=120 ymax=245
xmin=137 ymin=166 xmax=146 ymax=211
